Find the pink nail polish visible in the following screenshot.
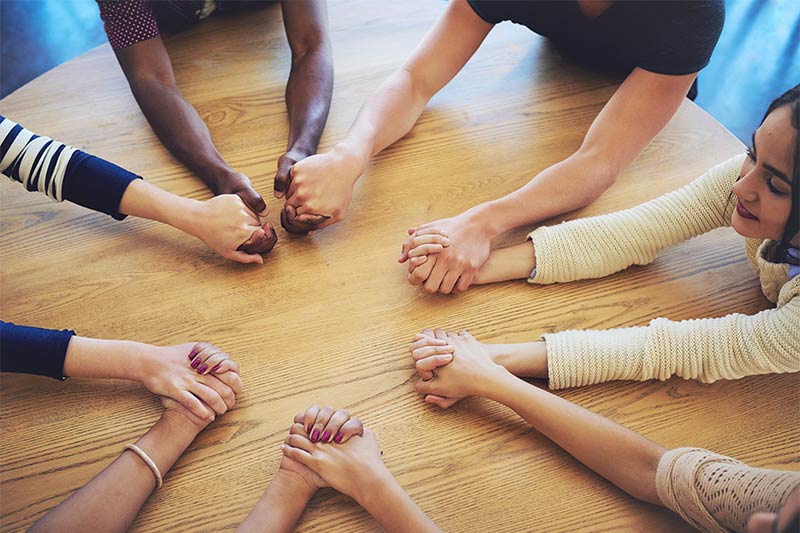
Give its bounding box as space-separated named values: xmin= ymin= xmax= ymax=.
xmin=191 ymin=359 xmax=200 ymax=369
xmin=211 ymin=364 xmax=221 ymax=373
xmin=198 ymin=364 xmax=208 ymax=374
xmin=334 ymin=432 xmax=343 ymax=443
xmin=188 ymin=351 xmax=196 ymax=360
xmin=311 ymin=429 xmax=320 ymax=442
xmin=306 ymin=424 xmax=313 ymax=434
xmin=321 ymin=431 xmax=331 ymax=442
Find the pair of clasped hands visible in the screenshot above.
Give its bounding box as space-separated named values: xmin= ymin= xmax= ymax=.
xmin=213 ymin=156 xmax=345 ymax=264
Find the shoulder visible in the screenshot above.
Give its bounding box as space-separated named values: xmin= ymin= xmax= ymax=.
xmin=747 ymin=240 xmax=798 ymax=304
xmin=634 ymin=0 xmax=725 ymax=75
xmin=96 ymin=0 xmax=160 ymax=50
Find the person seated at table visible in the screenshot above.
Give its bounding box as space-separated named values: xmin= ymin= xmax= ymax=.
xmin=410 ymin=330 xmax=800 ymax=533
xmin=0 ymin=320 xmax=242 ymax=423
xmin=280 ymin=1 xmax=723 ymax=261
xmin=238 ymin=405 xmax=441 ymax=532
xmin=1 ymin=115 xmax=273 ymax=263
xmin=96 ymin=0 xmax=334 ymax=249
xmin=29 ymin=406 xmax=441 ymax=533
xmin=404 ymin=84 xmax=799 ymax=388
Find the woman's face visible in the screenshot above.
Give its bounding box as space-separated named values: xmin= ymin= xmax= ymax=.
xmin=732 ymin=105 xmax=796 ymax=243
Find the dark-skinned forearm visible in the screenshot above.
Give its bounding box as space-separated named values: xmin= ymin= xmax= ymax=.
xmin=284 ymin=46 xmax=333 ymax=156
xmin=129 ymin=78 xmax=233 ymax=190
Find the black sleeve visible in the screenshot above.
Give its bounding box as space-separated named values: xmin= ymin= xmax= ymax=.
xmin=0 ymin=321 xmax=75 ymax=380
xmin=637 ymin=1 xmax=725 ymax=76
xmin=466 ymin=0 xmax=513 ymax=24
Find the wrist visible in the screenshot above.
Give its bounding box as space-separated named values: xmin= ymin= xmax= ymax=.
xmin=159 ymin=407 xmax=208 ymax=438
xmin=477 ymin=365 xmax=517 ymax=402
xmin=352 ymin=464 xmax=395 ymax=508
xmin=332 ymin=141 xmax=369 ymax=180
xmin=166 ymin=197 xmax=204 ymax=237
xmin=272 ymin=468 xmax=318 ymax=500
xmin=463 ymin=203 xmax=505 ymax=240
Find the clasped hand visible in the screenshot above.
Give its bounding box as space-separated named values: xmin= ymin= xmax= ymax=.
xmin=399 ymin=214 xmax=492 ymax=294
xmin=409 ymin=328 xmax=505 ymax=408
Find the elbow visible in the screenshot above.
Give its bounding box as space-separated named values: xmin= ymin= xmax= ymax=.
xmin=127 ymin=72 xmax=177 ymax=97
xmin=290 ymin=34 xmax=331 ymax=64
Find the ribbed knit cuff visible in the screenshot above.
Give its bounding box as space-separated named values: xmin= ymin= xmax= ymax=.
xmin=543 ymin=326 xmax=650 ymax=389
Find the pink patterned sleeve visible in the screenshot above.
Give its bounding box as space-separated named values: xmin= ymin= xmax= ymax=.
xmin=97 ymin=0 xmax=160 ymax=50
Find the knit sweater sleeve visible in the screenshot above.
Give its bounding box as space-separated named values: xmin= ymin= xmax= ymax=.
xmin=655 ymin=447 xmax=800 ymax=532
xmin=528 ymin=155 xmax=745 ymax=284
xmin=543 ymin=277 xmax=800 ymax=389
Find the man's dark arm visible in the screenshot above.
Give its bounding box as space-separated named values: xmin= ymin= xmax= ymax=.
xmin=114 ymin=37 xmax=268 ymax=215
xmin=273 ymin=0 xmax=333 ymax=199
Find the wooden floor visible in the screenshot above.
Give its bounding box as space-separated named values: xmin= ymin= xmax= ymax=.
xmin=1 ymin=1 xmax=797 ymax=531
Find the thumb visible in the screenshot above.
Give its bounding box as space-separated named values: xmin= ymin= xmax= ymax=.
xmin=229 ymin=250 xmax=264 ymax=265
xmin=274 ymin=156 xmax=294 ymax=199
xmin=237 ymin=187 xmax=268 ymax=217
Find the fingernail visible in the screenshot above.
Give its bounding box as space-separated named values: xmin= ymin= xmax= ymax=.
xmin=198 ymin=364 xmax=208 ymax=374
xmin=334 ymin=432 xmax=343 ymax=443
xmin=321 ymin=430 xmax=331 ymax=443
xmin=188 ymin=351 xmax=196 ymax=360
xmin=307 ymin=424 xmax=313 ymax=434
xmin=191 ymin=358 xmax=200 ymax=369
xmin=211 ymin=364 xmax=221 ymax=373
xmin=311 ymin=429 xmax=320 ymax=442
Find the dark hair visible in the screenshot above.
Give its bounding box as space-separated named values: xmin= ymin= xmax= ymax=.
xmin=762 ymin=84 xmax=800 ymax=253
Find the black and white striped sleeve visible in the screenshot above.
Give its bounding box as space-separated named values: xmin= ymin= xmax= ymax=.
xmin=0 ymin=115 xmax=141 ymax=219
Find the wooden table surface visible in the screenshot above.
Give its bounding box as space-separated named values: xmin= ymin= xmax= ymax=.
xmin=1 ymin=1 xmax=797 ymax=531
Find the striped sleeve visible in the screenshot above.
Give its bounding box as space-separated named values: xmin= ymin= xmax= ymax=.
xmin=0 ymin=115 xmax=141 ymax=219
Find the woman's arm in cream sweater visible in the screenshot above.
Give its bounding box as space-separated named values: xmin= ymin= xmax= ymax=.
xmin=474 ymin=154 xmax=745 ymax=285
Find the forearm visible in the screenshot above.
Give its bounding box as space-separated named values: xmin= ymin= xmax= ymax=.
xmin=284 ymin=46 xmax=333 ymax=155
xmin=358 ymin=470 xmax=441 ymax=533
xmin=490 ymin=341 xmax=548 ymax=378
xmin=62 ymin=336 xmax=159 ymax=383
xmin=334 ymin=68 xmax=431 ymax=174
xmin=118 ymin=178 xmax=202 ymax=234
xmin=237 ymin=471 xmax=315 ymax=533
xmin=474 ymin=241 xmax=536 ymax=284
xmin=485 ymin=370 xmax=666 ymax=504
xmin=30 ymin=412 xmax=201 ymax=532
xmin=472 ymin=150 xmax=617 ymax=238
xmin=129 ymin=79 xmax=232 ymax=188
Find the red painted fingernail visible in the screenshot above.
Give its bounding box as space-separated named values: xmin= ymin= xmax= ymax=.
xmin=306 ymin=424 xmax=313 ymax=434
xmin=198 ymin=364 xmax=208 ymax=374
xmin=188 ymin=350 xmax=196 ymax=360
xmin=321 ymin=431 xmax=331 ymax=442
xmin=311 ymin=429 xmax=320 ymax=442
xmin=334 ymin=432 xmax=343 ymax=443
xmin=191 ymin=358 xmax=200 ymax=369
xmin=211 ymin=364 xmax=221 ymax=373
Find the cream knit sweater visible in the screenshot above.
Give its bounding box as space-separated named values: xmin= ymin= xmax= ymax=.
xmin=528 ymin=154 xmax=799 ymax=389
xmin=656 ymin=447 xmax=800 ymax=532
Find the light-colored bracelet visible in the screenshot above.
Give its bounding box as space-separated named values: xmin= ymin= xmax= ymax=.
xmin=124 ymin=443 xmax=163 ymax=489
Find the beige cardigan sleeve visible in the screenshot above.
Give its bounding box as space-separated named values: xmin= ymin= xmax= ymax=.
xmin=543 ymin=276 xmax=800 ymax=389
xmin=528 ymin=154 xmax=745 ymax=285
xmin=656 ymin=447 xmax=800 ymax=532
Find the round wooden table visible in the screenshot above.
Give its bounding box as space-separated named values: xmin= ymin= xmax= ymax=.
xmin=1 ymin=1 xmax=797 ymax=531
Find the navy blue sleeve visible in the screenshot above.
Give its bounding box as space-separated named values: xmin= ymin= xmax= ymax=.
xmin=63 ymin=151 xmax=141 ymax=220
xmin=0 ymin=321 xmax=75 ymax=380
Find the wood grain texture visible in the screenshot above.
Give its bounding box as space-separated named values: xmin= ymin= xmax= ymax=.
xmin=1 ymin=1 xmax=796 ymax=531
